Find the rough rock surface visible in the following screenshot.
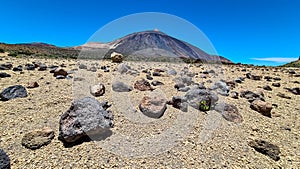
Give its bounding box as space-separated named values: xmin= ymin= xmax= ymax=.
xmin=90 ymin=83 xmax=105 ymax=97
xmin=185 ymin=88 xmax=218 ymax=111
xmin=112 ymin=81 xmax=132 ymax=92
xmin=250 ymin=100 xmax=272 ymax=117
xmin=139 ymin=95 xmax=167 ymax=118
xmin=53 ymin=68 xmax=68 ymax=77
xmin=58 ymin=97 xmax=114 ymax=143
xmin=248 ymin=140 xmax=280 ymax=161
xmin=26 ymin=82 xmax=39 ymax=88
xmin=214 ymin=102 xmax=243 ymax=123
xmin=21 ymin=127 xmax=55 ymax=150
xmin=0 ymin=149 xmax=10 ymax=169
xmin=134 ymin=78 xmax=153 ymax=91
xmin=0 ymin=85 xmax=27 ymax=101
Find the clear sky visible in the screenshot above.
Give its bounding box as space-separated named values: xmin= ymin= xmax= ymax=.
xmin=1 ymin=0 xmax=300 ymax=66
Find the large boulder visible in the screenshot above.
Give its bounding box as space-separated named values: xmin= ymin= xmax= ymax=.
xmin=134 ymin=78 xmax=153 ymax=91
xmin=250 ymin=100 xmax=272 ymax=117
xmin=112 ymin=81 xmax=133 ymax=92
xmin=21 ymin=127 xmax=54 ymax=150
xmin=185 ymin=88 xmax=218 ymax=111
xmin=139 ymin=95 xmax=167 ymax=118
xmin=0 ymin=85 xmax=27 ymax=101
xmin=58 ymin=97 xmax=114 ymax=143
xmin=248 ymin=139 xmax=280 ymax=161
xmin=214 ymin=102 xmax=243 ymax=123
xmin=111 ymin=52 xmax=124 ymax=63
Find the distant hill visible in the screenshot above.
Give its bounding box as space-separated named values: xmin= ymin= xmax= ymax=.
xmin=79 ymin=30 xmax=233 ymax=64
xmin=281 ymin=57 xmax=300 ymax=67
xmin=0 ymin=30 xmax=233 ymax=64
xmin=0 ymin=42 xmax=79 ymax=58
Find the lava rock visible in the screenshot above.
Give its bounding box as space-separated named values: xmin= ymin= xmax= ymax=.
xmin=26 ymin=82 xmax=39 ymax=88
xmin=139 ymin=95 xmax=167 ymax=118
xmin=90 ymin=83 xmax=105 ymax=97
xmin=167 ymin=96 xmax=188 ymax=112
xmin=151 ymin=80 xmax=164 ymax=86
xmin=38 ymin=64 xmax=47 ymax=71
xmin=214 ymin=102 xmax=243 ymax=123
xmin=250 ymin=100 xmax=272 ymax=117
xmin=272 ymin=83 xmax=280 ymax=87
xmin=0 ymin=85 xmax=27 ymax=101
xmin=240 ymin=90 xmax=264 ymax=102
xmin=178 ymin=86 xmax=190 ymax=92
xmin=58 ymin=97 xmax=114 ymax=143
xmin=167 ymin=69 xmax=177 ymax=76
xmin=229 ymin=91 xmax=239 ymax=99
xmin=134 ymin=78 xmax=153 ymax=91
xmin=24 ymin=64 xmax=35 ymax=70
xmin=263 ymin=85 xmax=272 ymax=91
xmin=248 ymin=140 xmax=280 ymax=161
xmin=117 ymin=63 xmax=130 ymax=74
xmin=185 ymin=88 xmax=218 ymax=111
xmin=12 ymin=65 xmax=23 ymax=72
xmin=53 ymin=68 xmax=68 ymax=77
xmin=0 ymin=72 xmax=11 ymax=78
xmin=112 ymin=81 xmax=133 ymax=92
xmin=87 ymin=66 xmax=97 ymax=72
xmin=79 ymin=64 xmax=87 ymax=69
xmin=284 ymin=87 xmax=300 ymax=95
xmin=277 ymin=92 xmax=291 ymax=99
xmin=111 ymin=52 xmax=124 ymax=63
xmin=0 ymin=63 xmax=12 ymax=70
xmin=0 ymin=149 xmax=10 ymax=169
xmin=146 ymin=74 xmax=153 ymax=80
xmin=21 ymin=127 xmax=55 ymax=150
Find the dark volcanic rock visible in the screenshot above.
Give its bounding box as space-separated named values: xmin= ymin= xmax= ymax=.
xmin=139 ymin=95 xmax=167 ymax=118
xmin=240 ymin=90 xmax=264 ymax=102
xmin=0 ymin=85 xmax=27 ymax=101
xmin=0 ymin=149 xmax=10 ymax=169
xmin=53 ymin=68 xmax=68 ymax=77
xmin=79 ymin=64 xmax=87 ymax=69
xmin=248 ymin=140 xmax=280 ymax=161
xmin=24 ymin=64 xmax=35 ymax=70
xmin=21 ymin=127 xmax=54 ymax=150
xmin=277 ymin=92 xmax=291 ymax=99
xmin=38 ymin=64 xmax=47 ymax=71
xmin=272 ymin=83 xmax=280 ymax=87
xmin=26 ymin=82 xmax=39 ymax=88
xmin=214 ymin=102 xmax=243 ymax=123
xmin=263 ymin=85 xmax=272 ymax=91
xmin=0 ymin=63 xmax=12 ymax=70
xmin=12 ymin=65 xmax=23 ymax=72
xmin=151 ymin=80 xmax=164 ymax=86
xmin=250 ymin=100 xmax=272 ymax=117
xmin=229 ymin=91 xmax=239 ymax=99
xmin=284 ymin=87 xmax=300 ymax=95
xmin=134 ymin=78 xmax=153 ymax=91
xmin=58 ymin=97 xmax=113 ymax=143
xmin=185 ymin=88 xmax=218 ymax=111
xmin=167 ymin=96 xmax=188 ymax=112
xmin=0 ymin=72 xmax=11 ymax=78
xmin=112 ymin=81 xmax=133 ymax=92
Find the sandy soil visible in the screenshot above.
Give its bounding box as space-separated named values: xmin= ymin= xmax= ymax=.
xmin=0 ymin=56 xmax=299 ymax=168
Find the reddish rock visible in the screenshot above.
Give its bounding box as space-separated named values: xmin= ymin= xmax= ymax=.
xmin=134 ymin=78 xmax=153 ymax=91
xmin=250 ymin=100 xmax=272 ymax=117
xmin=139 ymin=95 xmax=167 ymax=118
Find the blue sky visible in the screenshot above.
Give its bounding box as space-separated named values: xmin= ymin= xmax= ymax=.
xmin=1 ymin=0 xmax=300 ymax=66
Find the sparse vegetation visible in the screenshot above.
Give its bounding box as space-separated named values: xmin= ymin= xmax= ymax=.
xmin=0 ymin=48 xmax=4 ymax=53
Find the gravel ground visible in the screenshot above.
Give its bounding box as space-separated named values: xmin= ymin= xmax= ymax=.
xmin=0 ymin=56 xmax=299 ymax=168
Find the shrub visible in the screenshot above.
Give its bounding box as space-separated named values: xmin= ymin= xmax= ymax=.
xmin=0 ymin=48 xmax=4 ymax=53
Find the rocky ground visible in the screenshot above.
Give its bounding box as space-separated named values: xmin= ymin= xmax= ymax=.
xmin=0 ymin=54 xmax=299 ymax=168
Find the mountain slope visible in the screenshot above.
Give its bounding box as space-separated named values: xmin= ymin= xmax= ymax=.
xmin=105 ymin=30 xmax=231 ymax=63
xmin=281 ymin=57 xmax=300 ymax=67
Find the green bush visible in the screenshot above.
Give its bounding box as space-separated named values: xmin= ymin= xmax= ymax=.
xmin=8 ymin=52 xmax=18 ymax=57
xmin=0 ymin=48 xmax=4 ymax=53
